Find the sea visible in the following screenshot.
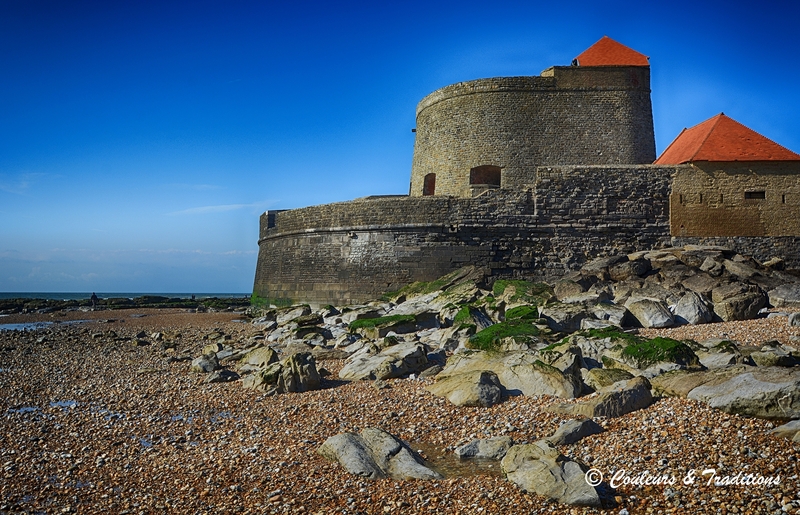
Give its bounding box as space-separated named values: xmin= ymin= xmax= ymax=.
xmin=0 ymin=292 xmax=249 ymax=301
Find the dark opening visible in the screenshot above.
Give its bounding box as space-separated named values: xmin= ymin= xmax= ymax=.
xmin=744 ymin=191 xmax=766 ymax=200
xmin=783 ymin=194 xmax=786 ymax=204
xmin=423 ymin=173 xmax=436 ymax=196
xmin=469 ymin=165 xmax=502 ymax=186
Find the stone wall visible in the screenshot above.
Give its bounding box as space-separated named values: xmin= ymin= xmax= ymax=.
xmin=254 ymin=166 xmax=675 ymax=306
xmin=670 ymin=162 xmax=800 ymax=237
xmin=409 ymin=66 xmax=655 ymax=198
xmin=671 ymin=236 xmax=800 ymax=270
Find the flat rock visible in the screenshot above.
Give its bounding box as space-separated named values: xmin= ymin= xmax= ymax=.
xmin=769 ymin=284 xmax=800 ymax=308
xmin=455 ymin=436 xmax=514 ymax=460
xmin=687 ymin=367 xmax=800 ymax=419
xmin=339 ymin=341 xmax=428 ymax=381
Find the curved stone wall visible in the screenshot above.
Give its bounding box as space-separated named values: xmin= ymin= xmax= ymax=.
xmin=253 ymin=166 xmax=676 ymax=307
xmin=410 ymin=66 xmax=655 ymax=197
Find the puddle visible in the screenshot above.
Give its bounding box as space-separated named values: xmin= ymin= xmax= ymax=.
xmin=0 ymin=322 xmax=53 ymax=332
xmin=210 ymin=411 xmax=236 ymax=424
xmin=0 ymin=320 xmax=89 ymax=332
xmin=7 ymin=406 xmax=40 ymax=414
xmin=91 ymin=407 xmax=126 ymax=421
xmin=138 ymin=438 xmax=153 ymax=448
xmin=410 ymin=441 xmax=504 ymax=478
xmin=50 ymin=400 xmax=77 ymax=410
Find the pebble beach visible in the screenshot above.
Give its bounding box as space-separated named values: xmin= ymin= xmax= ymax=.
xmin=1 ymin=308 xmax=799 ymax=514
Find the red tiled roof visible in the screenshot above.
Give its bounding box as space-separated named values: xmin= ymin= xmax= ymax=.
xmin=654 ymin=113 xmax=800 ymax=164
xmin=574 ymin=36 xmax=649 ymax=67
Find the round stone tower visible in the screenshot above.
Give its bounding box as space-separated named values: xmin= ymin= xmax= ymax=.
xmin=410 ymin=38 xmax=656 ymax=198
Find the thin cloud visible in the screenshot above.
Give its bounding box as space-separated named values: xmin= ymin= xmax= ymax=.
xmin=0 ymin=172 xmax=49 ymax=195
xmin=168 ymin=200 xmax=275 ymax=216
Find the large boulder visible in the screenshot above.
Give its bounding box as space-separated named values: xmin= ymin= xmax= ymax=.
xmin=687 ymin=367 xmax=800 ymax=419
xmin=241 ymin=352 xmax=321 ymax=394
xmin=539 ymin=303 xmax=592 ymax=333
xmin=317 ymin=428 xmax=442 ymax=480
xmin=769 ymin=284 xmax=800 ymax=308
xmin=426 ymin=370 xmax=505 ymax=407
xmin=549 ymin=376 xmax=653 ymax=418
xmin=501 ymin=440 xmax=601 ymax=506
xmin=440 ymin=350 xmax=582 ymax=398
xmin=339 ymin=341 xmax=428 ymax=381
xmin=673 ymin=292 xmax=713 ymax=325
xmin=713 ymin=292 xmax=767 ymax=322
xmin=625 ymin=298 xmax=674 ymax=328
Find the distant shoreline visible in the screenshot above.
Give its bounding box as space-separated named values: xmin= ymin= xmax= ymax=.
xmin=0 ymin=292 xmax=250 ymax=301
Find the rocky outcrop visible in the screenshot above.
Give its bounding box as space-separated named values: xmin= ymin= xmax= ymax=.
xmin=241 ymin=352 xmax=321 ymax=394
xmin=549 ymin=376 xmax=653 ymax=418
xmin=338 ymin=341 xmax=428 ymax=381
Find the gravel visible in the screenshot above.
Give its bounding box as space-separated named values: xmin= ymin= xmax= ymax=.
xmin=0 ymin=308 xmax=798 ymax=514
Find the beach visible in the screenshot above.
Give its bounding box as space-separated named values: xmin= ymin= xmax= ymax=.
xmin=1 ymin=308 xmax=799 ymax=514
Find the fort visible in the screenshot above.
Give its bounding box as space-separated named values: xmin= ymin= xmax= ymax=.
xmin=253 ymin=37 xmax=800 ymax=307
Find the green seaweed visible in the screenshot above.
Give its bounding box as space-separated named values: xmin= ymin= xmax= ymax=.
xmin=467 ymin=319 xmax=540 ymax=352
xmin=621 ymin=337 xmax=699 ymax=369
xmin=505 ymin=305 xmax=540 ymax=320
xmin=349 ymin=315 xmax=416 ymax=331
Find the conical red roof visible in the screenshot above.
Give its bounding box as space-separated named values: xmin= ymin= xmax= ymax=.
xmin=574 ymin=36 xmax=649 ymax=67
xmin=655 ymin=113 xmax=800 ymax=164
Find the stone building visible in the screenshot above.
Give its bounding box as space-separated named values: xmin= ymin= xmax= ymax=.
xmin=253 ymin=37 xmax=800 ymax=307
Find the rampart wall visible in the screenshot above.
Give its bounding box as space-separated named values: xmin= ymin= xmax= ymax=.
xmin=254 ymin=166 xmax=676 ymax=306
xmin=409 ymin=66 xmax=656 ymax=198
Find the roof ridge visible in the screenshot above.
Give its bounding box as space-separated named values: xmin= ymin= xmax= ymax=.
xmin=693 ymin=113 xmax=724 ymax=161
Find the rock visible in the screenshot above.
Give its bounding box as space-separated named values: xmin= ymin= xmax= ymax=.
xmin=750 ymin=351 xmax=798 ymax=367
xmin=713 ymin=292 xmax=766 ymax=322
xmin=769 ymin=284 xmax=800 ymax=308
xmin=789 ymin=313 xmax=800 ymax=327
xmin=455 ymin=436 xmax=514 ymax=460
xmin=554 ymin=280 xmax=585 ymax=301
xmin=540 ymin=303 xmax=591 ymax=333
xmin=580 ymin=255 xmax=627 ymax=281
xmin=549 ymin=376 xmax=653 ymax=418
xmin=317 ymin=428 xmax=442 ymax=480
xmin=770 ymin=420 xmax=800 ymax=440
xmin=625 ymin=298 xmax=674 ymax=328
xmin=583 ymin=368 xmax=634 ymax=391
xmin=275 ymin=305 xmax=312 ymax=324
xmin=190 ymin=354 xmax=220 ymax=373
xmin=673 ymin=292 xmax=713 ymax=325
xmin=687 ymin=367 xmax=800 ymax=419
xmin=501 ymin=440 xmax=601 ymax=506
xmin=681 ymin=273 xmax=719 ymax=297
xmin=241 ymin=352 xmax=321 ymax=394
xmin=204 ymin=369 xmax=240 ymax=383
xmin=723 ymin=259 xmax=758 ymax=280
xmin=240 ymin=346 xmax=280 ymax=371
xmin=426 ymin=370 xmax=505 ymax=407
xmin=649 ymin=366 xmax=749 ymax=398
xmin=338 ymin=341 xmax=428 ymax=381
xmin=546 ymin=418 xmax=605 ymax=446
xmin=418 ymin=365 xmax=443 ymax=379
xmin=439 ymin=350 xmax=582 ymax=398
xmin=608 ymin=259 xmax=651 ymax=281
xmin=590 ymin=303 xmax=630 ymax=326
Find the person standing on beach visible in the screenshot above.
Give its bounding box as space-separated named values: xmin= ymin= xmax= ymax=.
xmin=90 ymin=292 xmax=98 ymax=309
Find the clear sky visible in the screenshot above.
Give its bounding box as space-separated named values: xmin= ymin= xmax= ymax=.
xmin=2 ymin=0 xmax=798 ymax=294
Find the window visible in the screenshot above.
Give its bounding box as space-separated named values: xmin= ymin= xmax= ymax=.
xmin=423 ymin=173 xmax=436 ymax=196
xmin=469 ymin=165 xmax=502 ymax=187
xmin=744 ymin=191 xmax=766 ymax=200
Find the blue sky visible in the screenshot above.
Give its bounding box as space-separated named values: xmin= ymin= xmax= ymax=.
xmin=1 ymin=0 xmax=798 ymax=293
